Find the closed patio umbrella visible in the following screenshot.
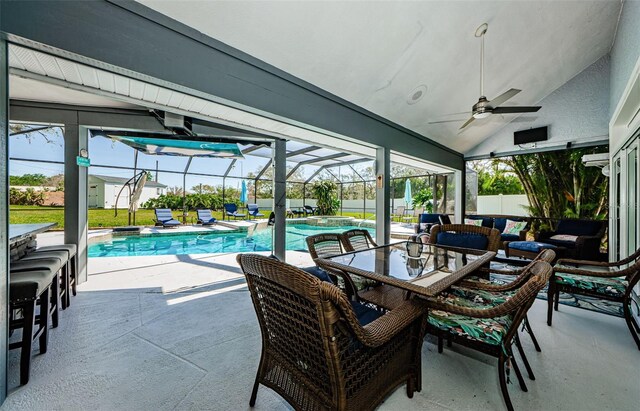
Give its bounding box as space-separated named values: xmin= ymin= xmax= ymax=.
xmin=240 ymin=180 xmax=248 ymax=205
xmin=404 ymin=179 xmax=412 ymax=208
xmin=128 ymin=172 xmax=147 ymax=213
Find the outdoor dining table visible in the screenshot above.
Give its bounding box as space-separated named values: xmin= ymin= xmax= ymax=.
xmin=317 ymin=242 xmax=496 ymax=298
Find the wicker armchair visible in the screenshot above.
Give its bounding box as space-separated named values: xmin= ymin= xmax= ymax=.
xmin=340 ymin=229 xmax=377 ymax=252
xmin=237 ymin=254 xmax=429 ymax=411
xmin=428 ymin=224 xmax=501 ymax=252
xmin=548 ymin=247 xmax=640 ymax=350
xmin=425 ymin=261 xmax=553 ymax=411
xmin=445 ymin=249 xmax=557 ymax=352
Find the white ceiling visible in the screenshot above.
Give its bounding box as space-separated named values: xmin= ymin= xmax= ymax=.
xmin=140 ymin=0 xmax=622 ymax=153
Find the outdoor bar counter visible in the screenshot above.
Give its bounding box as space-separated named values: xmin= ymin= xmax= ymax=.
xmin=9 ymin=223 xmax=57 ymax=261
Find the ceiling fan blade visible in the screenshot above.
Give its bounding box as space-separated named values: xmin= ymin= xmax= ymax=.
xmin=428 ymin=118 xmax=468 ymax=124
xmin=492 ymin=106 xmax=541 ymax=114
xmin=459 ymin=117 xmax=475 ymax=130
xmin=488 ymin=88 xmax=521 ymax=107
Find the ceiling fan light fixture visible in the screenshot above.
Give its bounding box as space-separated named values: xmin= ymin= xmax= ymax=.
xmin=473 ymin=112 xmax=491 ymax=119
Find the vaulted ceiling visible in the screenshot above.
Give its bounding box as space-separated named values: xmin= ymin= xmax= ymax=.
xmin=140 ymin=0 xmax=621 ymax=154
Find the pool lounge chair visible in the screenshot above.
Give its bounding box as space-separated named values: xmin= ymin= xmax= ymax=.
xmin=246 ymin=204 xmax=264 ymax=219
xmin=224 ymin=203 xmax=246 ymax=220
xmin=196 ymin=209 xmax=217 ymax=226
xmin=154 ymin=208 xmax=181 ymax=228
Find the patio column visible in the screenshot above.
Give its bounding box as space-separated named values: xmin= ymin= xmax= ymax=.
xmin=64 ymin=123 xmax=89 ymax=284
xmin=375 ymin=147 xmax=390 ymax=245
xmin=0 ymin=37 xmax=9 ymax=403
xmin=454 ymin=169 xmax=466 ymax=223
xmin=273 ymin=139 xmax=286 ymax=260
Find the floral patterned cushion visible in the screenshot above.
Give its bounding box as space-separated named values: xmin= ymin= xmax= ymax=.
xmin=428 ymin=310 xmax=512 ymax=346
xmin=447 ymin=286 xmax=514 ymax=306
xmin=554 ymin=272 xmax=628 ymax=297
xmin=503 ymin=219 xmax=527 ymax=235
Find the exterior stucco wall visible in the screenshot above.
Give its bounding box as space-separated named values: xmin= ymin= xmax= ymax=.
xmin=609 ymin=0 xmax=640 ymax=117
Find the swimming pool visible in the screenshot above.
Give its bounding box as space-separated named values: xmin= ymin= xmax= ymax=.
xmin=88 ymin=224 xmax=375 ymax=257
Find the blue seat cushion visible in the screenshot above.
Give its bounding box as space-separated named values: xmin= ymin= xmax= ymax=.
xmin=508 ymin=241 xmax=557 ymax=253
xmin=556 ymin=220 xmax=603 ymax=236
xmin=350 ymin=301 xmax=383 ymax=326
xmin=436 ymin=232 xmax=488 ymax=250
xmin=500 ymin=233 xmax=520 ymax=242
xmin=301 ymin=266 xmax=334 ymax=284
xmin=162 ymin=219 xmax=181 ymax=226
xmin=419 ymin=214 xmax=441 ymax=224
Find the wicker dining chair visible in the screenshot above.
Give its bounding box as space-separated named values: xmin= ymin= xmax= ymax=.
xmin=307 ymin=233 xmax=405 ymax=310
xmin=237 ymin=254 xmax=429 ymax=411
xmin=425 ymin=261 xmax=553 ymax=411
xmin=338 ymin=229 xmax=407 ymax=310
xmin=340 ymin=229 xmax=377 ymax=252
xmin=444 ymin=249 xmax=557 ymax=352
xmin=428 ymin=224 xmax=501 ymax=253
xmin=548 ymin=247 xmax=640 ymax=350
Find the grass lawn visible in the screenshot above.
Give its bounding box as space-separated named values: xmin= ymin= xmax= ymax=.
xmin=10 ymin=206 xmax=379 ymax=230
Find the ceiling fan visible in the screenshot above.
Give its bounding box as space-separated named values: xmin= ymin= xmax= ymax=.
xmin=430 ymin=23 xmax=541 ymax=130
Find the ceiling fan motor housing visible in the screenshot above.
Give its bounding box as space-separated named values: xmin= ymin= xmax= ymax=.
xmin=472 ymin=97 xmax=492 ymax=118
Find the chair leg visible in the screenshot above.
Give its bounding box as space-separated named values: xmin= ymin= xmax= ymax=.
xmin=406 ymin=376 xmax=415 ymax=398
xmin=623 ymin=301 xmax=640 ymax=350
xmin=64 ymin=263 xmax=71 ymax=308
xmin=547 ymin=283 xmax=555 ymax=326
xmin=59 ymin=265 xmax=68 ymax=310
xmin=71 ymin=255 xmax=77 ymax=296
xmin=38 ymin=287 xmax=49 ymax=355
xmin=20 ymin=300 xmax=36 ymax=386
xmin=498 ymin=353 xmax=514 ymax=411
xmin=509 ymin=351 xmax=528 ymax=392
xmin=524 ymin=316 xmax=541 ymax=352
xmin=438 ymin=336 xmax=444 ymax=353
xmin=50 ymin=272 xmax=60 ymax=328
xmin=250 ymin=353 xmax=266 ymax=407
xmin=515 ymin=336 xmax=535 ymax=380
xmin=554 ymin=289 xmax=560 ymax=311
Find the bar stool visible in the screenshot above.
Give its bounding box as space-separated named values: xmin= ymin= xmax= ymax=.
xmin=20 ymin=250 xmax=70 ymax=309
xmin=37 ymin=244 xmax=77 ymax=297
xmin=12 ymin=255 xmax=67 ymax=311
xmin=9 ymin=268 xmax=58 ymax=385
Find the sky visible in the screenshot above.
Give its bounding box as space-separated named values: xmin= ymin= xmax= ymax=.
xmin=9 ymin=128 xmax=378 ymax=191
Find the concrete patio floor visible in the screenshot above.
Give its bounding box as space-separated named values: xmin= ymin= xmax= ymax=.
xmin=3 ymin=244 xmax=639 ymax=410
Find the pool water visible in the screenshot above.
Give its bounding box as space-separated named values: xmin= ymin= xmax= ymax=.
xmin=88 ymin=224 xmax=375 ymax=257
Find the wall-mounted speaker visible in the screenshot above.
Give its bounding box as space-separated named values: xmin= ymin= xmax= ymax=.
xmin=514 ymin=126 xmax=548 ymax=145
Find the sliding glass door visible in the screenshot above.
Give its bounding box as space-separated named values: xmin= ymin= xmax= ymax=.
xmin=627 ymin=142 xmax=638 ymax=257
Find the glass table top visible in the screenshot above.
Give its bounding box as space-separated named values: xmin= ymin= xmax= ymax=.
xmin=321 ymin=242 xmax=495 ymax=296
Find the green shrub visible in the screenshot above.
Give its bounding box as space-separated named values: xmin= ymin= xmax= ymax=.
xmin=311 ymin=181 xmax=340 ymax=215
xmin=9 ymin=187 xmax=46 ymax=206
xmin=142 ymin=193 xmax=239 ymax=211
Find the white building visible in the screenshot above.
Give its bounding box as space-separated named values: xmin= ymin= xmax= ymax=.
xmin=88 ymin=174 xmax=166 ymax=209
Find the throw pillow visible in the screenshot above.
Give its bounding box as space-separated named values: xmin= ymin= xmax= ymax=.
xmin=502 ymin=219 xmax=527 ymax=235
xmin=464 ymin=218 xmax=483 ymax=226
xmin=550 ymin=234 xmax=579 ymax=242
